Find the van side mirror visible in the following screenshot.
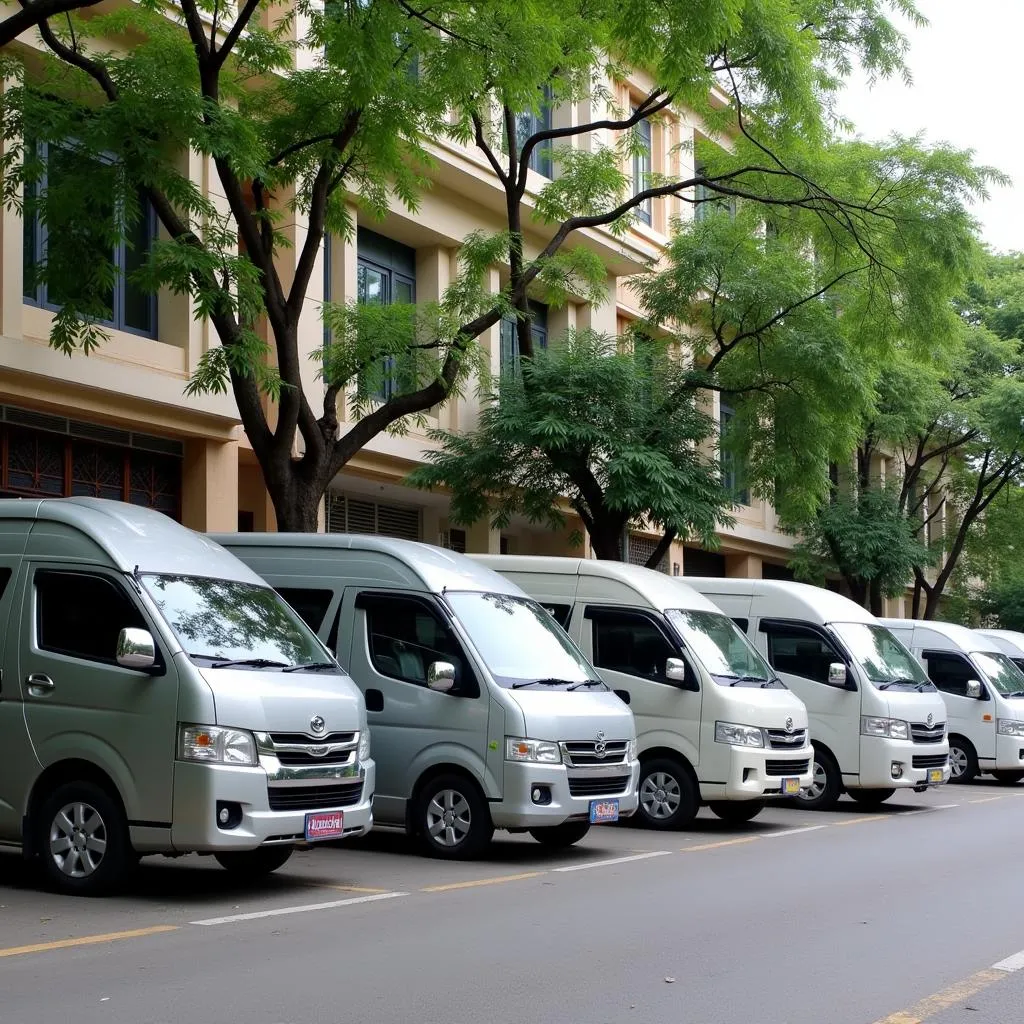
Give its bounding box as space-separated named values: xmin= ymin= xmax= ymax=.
xmin=665 ymin=658 xmax=688 ymax=683
xmin=828 ymin=662 xmax=848 ymax=688
xmin=427 ymin=661 xmax=456 ymax=693
xmin=966 ymin=680 xmax=983 ymax=699
xmin=117 ymin=627 xmax=156 ymax=671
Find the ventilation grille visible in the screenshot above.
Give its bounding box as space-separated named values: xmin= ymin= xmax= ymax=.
xmin=0 ymin=405 xmax=183 ymax=457
xmin=327 ymin=494 xmax=421 ymax=541
xmin=627 ymin=534 xmax=669 ymax=573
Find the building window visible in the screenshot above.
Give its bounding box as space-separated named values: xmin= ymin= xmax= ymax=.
xmin=356 ymin=228 xmax=416 ymax=401
xmin=23 ymin=141 xmax=157 ymax=337
xmin=514 ymin=86 xmax=553 ymax=178
xmin=500 ymin=301 xmax=548 ymax=372
xmin=626 ymin=534 xmax=668 ymax=573
xmin=720 ymin=402 xmax=750 ymax=506
xmin=326 ymin=493 xmax=422 ymax=541
xmin=693 ymin=160 xmax=736 ymax=223
xmin=633 ymin=113 xmax=652 ymax=226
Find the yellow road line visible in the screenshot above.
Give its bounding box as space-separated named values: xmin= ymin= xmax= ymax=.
xmin=872 ymin=968 xmax=1007 ymax=1024
xmin=0 ymin=925 xmax=178 ymax=960
xmin=833 ymin=814 xmax=889 ymax=827
xmin=681 ymin=836 xmax=760 ymax=853
xmin=421 ymin=871 xmax=546 ymax=893
xmin=969 ymin=796 xmax=1004 ymax=804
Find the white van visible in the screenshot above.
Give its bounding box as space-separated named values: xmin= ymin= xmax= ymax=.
xmin=471 ymin=556 xmax=813 ymax=828
xmin=0 ymin=499 xmax=373 ymax=895
xmin=216 ymin=535 xmax=640 ymax=859
xmin=976 ymin=629 xmax=1024 ymax=673
xmin=880 ymin=619 xmax=1024 ymax=784
xmin=686 ymin=580 xmax=950 ymax=809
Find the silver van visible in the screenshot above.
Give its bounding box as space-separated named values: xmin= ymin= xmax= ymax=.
xmin=0 ymin=499 xmax=373 ymax=895
xmin=215 ymin=534 xmax=640 ymax=860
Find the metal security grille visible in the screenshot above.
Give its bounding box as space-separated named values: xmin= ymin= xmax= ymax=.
xmin=326 ymin=494 xmax=421 ymax=541
xmin=627 ymin=534 xmax=669 ymax=573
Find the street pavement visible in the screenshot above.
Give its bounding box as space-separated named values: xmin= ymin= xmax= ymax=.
xmin=2 ymin=779 xmax=1024 ymax=1024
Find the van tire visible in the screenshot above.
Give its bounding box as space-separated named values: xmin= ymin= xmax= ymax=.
xmin=637 ymin=758 xmax=699 ymax=829
xmin=708 ymin=800 xmax=764 ymax=824
xmin=214 ymin=846 xmax=294 ymax=878
xmin=528 ymin=823 xmax=591 ymax=848
xmin=847 ymin=788 xmax=895 ymax=806
xmin=948 ymin=736 xmax=978 ymax=783
xmin=793 ymin=747 xmax=842 ymax=811
xmin=36 ymin=780 xmax=132 ymax=896
xmin=414 ymin=774 xmax=493 ymax=860
xmin=992 ymin=770 xmax=1024 ymax=785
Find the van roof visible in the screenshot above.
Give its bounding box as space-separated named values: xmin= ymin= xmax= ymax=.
xmin=469 ymin=555 xmax=721 ymax=613
xmin=877 ymin=618 xmax=1004 ymax=654
xmin=975 ymin=628 xmax=1024 ymax=657
xmin=215 ymin=533 xmax=524 ymax=597
xmin=2 ymin=497 xmax=262 ymax=583
xmin=684 ymin=576 xmax=878 ymax=625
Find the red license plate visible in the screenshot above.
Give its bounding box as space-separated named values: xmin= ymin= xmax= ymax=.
xmin=305 ymin=811 xmax=344 ymax=841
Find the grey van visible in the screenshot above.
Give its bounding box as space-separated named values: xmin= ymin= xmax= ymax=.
xmin=215 ymin=534 xmax=640 ymax=860
xmin=0 ymin=499 xmax=373 ymax=895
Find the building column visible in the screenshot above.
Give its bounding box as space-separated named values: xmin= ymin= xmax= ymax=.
xmin=726 ymin=552 xmax=762 ymax=579
xmin=182 ymin=438 xmax=239 ymax=532
xmin=464 ymin=518 xmax=501 ymax=554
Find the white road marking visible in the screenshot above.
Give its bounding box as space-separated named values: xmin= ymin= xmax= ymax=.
xmin=934 ymin=803 xmax=961 ymax=810
xmin=761 ymin=825 xmax=827 ymax=838
xmin=190 ymin=891 xmax=407 ymax=926
xmin=552 ymin=851 xmax=672 ymax=873
xmin=992 ymin=949 xmax=1024 ymax=973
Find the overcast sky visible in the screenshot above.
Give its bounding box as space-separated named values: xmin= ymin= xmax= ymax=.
xmin=837 ymin=0 xmax=1023 ymax=254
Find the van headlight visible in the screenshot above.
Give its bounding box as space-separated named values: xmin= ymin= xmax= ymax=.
xmin=178 ymin=724 xmax=257 ymax=766
xmin=997 ymin=719 xmax=1024 ymax=737
xmin=714 ymin=722 xmax=764 ymax=747
xmin=860 ymin=717 xmax=909 ymax=740
xmin=627 ymin=737 xmax=638 ymax=760
xmin=358 ymin=728 xmax=371 ymax=761
xmin=505 ymin=737 xmax=561 ymax=763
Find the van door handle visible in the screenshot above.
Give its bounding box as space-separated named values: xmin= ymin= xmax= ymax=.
xmin=26 ymin=673 xmax=55 ymax=696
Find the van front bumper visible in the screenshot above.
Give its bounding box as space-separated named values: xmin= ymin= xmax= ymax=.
xmin=489 ymin=759 xmax=640 ymax=829
xmin=857 ymin=737 xmax=950 ymax=789
xmin=170 ymin=759 xmax=375 ymax=852
xmin=699 ymin=744 xmax=815 ymax=801
xmin=991 ymin=733 xmax=1024 ymax=770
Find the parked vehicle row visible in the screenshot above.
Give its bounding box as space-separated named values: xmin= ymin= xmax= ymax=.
xmin=3 ymin=497 xmax=1017 ymax=898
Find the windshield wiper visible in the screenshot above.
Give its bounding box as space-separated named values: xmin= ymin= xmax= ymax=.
xmin=566 ymin=678 xmax=604 ymax=691
xmin=282 ymin=661 xmax=338 ymax=673
xmin=727 ymin=675 xmax=771 ymax=687
xmin=1004 ymin=690 xmax=1024 ymax=697
xmin=208 ymin=657 xmax=291 ymax=670
xmin=512 ymin=677 xmax=577 ymax=690
xmin=877 ymin=677 xmax=921 ymax=690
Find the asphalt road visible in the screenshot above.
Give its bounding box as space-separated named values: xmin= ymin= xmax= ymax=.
xmin=2 ymin=781 xmax=1024 ymax=1024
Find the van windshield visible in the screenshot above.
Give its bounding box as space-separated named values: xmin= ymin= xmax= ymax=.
xmin=972 ymin=652 xmax=1024 ymax=696
xmin=443 ymin=592 xmax=604 ymax=691
xmin=143 ymin=574 xmax=330 ymax=670
xmin=664 ymin=609 xmax=780 ymax=687
xmin=829 ymin=622 xmax=934 ymax=691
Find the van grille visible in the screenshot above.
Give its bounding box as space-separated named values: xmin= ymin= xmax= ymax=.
xmin=910 ymin=723 xmax=946 ymax=744
xmin=912 ymin=754 xmax=948 ymax=770
xmin=264 ymin=732 xmax=358 ymax=767
xmin=567 ymin=775 xmax=631 ymax=797
xmin=765 ymin=729 xmax=808 ymax=749
xmin=561 ymin=740 xmax=629 ymax=766
xmin=765 ymin=759 xmax=810 ymax=776
xmin=267 ymin=781 xmax=364 ymax=811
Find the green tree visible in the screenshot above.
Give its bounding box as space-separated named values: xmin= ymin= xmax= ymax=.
xmin=1 ymin=0 xmax=958 ymax=529
xmin=0 ymin=0 xmax=107 ymax=50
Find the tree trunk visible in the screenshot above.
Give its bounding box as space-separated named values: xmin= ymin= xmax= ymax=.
xmin=261 ymin=450 xmax=326 ymax=532
xmin=846 ymin=577 xmax=869 ymax=609
xmin=646 ymin=529 xmax=677 ymax=570
xmin=911 ymin=575 xmax=924 ymax=619
xmin=868 ymin=579 xmax=884 ymax=616
xmin=922 ymin=587 xmax=943 ymax=621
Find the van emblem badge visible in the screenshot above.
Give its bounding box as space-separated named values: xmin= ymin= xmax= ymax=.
xmin=309 ymin=746 xmax=329 ymax=758
xmin=926 ymin=713 xmax=933 ymax=727
xmin=594 ymin=731 xmax=607 ymax=758
xmin=310 ymin=716 xmax=326 ymax=735
xmin=785 ymin=717 xmax=794 ymax=733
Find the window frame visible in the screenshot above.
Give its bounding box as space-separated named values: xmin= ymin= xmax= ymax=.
xmin=275 ymin=587 xmax=336 ymax=634
xmin=499 ymin=300 xmax=548 ymax=373
xmin=760 ymin=618 xmax=852 ymax=687
xmin=921 ymin=649 xmax=988 ymax=699
xmin=23 ymin=139 xmax=158 ymax=339
xmin=719 ymin=401 xmax=750 ymax=506
xmin=514 ymin=85 xmax=554 ymax=178
xmin=584 ymin=604 xmax=695 ymax=687
xmin=632 ymin=113 xmax=653 ymax=226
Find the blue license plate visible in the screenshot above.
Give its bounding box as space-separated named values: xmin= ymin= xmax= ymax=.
xmin=589 ymin=799 xmax=619 ymax=823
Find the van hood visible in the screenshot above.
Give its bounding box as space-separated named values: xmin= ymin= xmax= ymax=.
xmin=716 ymin=686 xmax=808 ymax=730
xmin=507 ymin=689 xmax=635 ymax=742
xmin=881 ymin=688 xmax=947 ymax=724
xmin=199 ymin=668 xmax=365 ymax=734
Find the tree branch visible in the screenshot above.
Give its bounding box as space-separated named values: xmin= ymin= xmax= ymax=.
xmin=4 ymin=0 xmax=102 ymax=48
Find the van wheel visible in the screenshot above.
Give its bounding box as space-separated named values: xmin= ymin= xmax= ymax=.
xmin=992 ymin=770 xmax=1024 ymax=785
xmin=637 ymin=758 xmax=699 ymax=829
xmin=708 ymin=800 xmax=764 ymax=824
xmin=793 ymin=747 xmax=842 ymax=811
xmin=847 ymin=788 xmax=895 ymax=806
xmin=949 ymin=736 xmax=978 ymax=783
xmin=36 ymin=781 xmax=132 ymax=896
xmin=214 ymin=846 xmax=294 ymax=878
xmin=414 ymin=774 xmax=493 ymax=860
xmin=528 ymin=823 xmax=591 ymax=848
